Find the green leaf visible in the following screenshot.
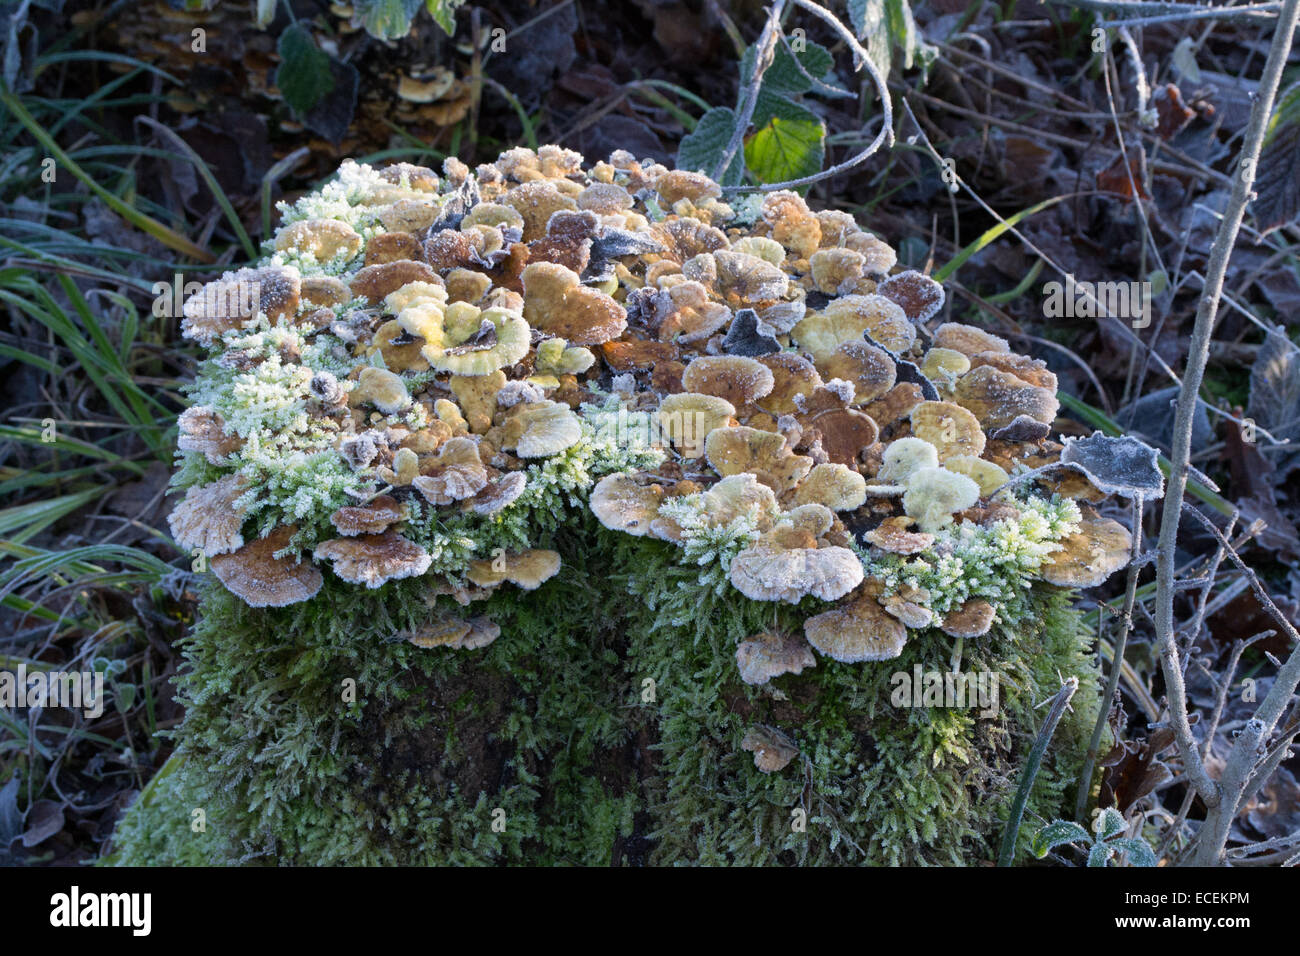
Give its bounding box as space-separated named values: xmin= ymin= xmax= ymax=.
xmin=849 ymin=0 xmax=892 ymax=82
xmin=1109 ymin=837 xmax=1157 ymax=868
xmin=426 ymin=0 xmax=464 ymax=36
xmin=677 ymin=106 xmax=744 ymax=186
xmin=741 ymin=39 xmax=835 ymax=96
xmin=354 ymin=0 xmax=422 ymax=40
xmin=1096 ymin=806 xmax=1127 ymax=842
xmin=1030 ymin=819 xmax=1091 ymax=858
xmin=744 ymin=99 xmax=824 ymax=185
xmin=1087 ymin=841 xmax=1114 ymax=867
xmin=275 ymin=25 xmax=335 ymax=116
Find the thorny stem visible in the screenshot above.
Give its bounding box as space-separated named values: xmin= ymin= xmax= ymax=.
xmin=1074 ymin=493 xmax=1143 ymax=821
xmin=720 ymin=0 xmax=895 ymax=193
xmin=712 ymin=0 xmax=789 ymax=183
xmin=1152 ymin=0 xmax=1300 ymax=836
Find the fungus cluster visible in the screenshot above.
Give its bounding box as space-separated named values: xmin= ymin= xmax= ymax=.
xmin=170 ymin=146 xmax=1147 ymax=674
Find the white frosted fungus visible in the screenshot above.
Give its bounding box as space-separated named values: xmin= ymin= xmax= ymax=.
xmin=502 ymin=401 xmax=582 ymax=458
xmin=1039 ymin=515 xmax=1132 ymax=587
xmin=695 ymin=473 xmax=779 ymax=527
xmin=468 ymin=471 xmax=528 ymax=516
xmin=314 ymin=530 xmax=433 ymax=588
xmin=681 ymin=355 xmax=775 ymax=407
xmin=211 ymin=526 xmax=323 ymax=608
xmin=467 ymin=549 xmax=561 ymax=590
xmin=803 ymin=594 xmax=907 ymax=663
xmin=902 ymin=467 xmax=981 ymax=534
xmin=882 ymin=592 xmax=933 ymax=630
xmin=431 ymin=305 xmax=531 ymax=376
xmin=181 ymin=265 xmax=300 ymax=345
xmin=809 ymin=248 xmax=866 ymax=295
xmin=534 ymin=338 xmax=595 ymax=376
xmin=274 ymin=218 xmax=363 ymax=260
xmin=741 ymin=726 xmax=799 ymax=774
xmin=711 ymin=249 xmax=789 ymax=306
xmin=168 ymin=474 xmax=248 ymax=556
xmin=909 ymin=401 xmax=986 ymax=461
xmin=590 ymin=473 xmax=665 ymax=536
xmin=411 ymin=437 xmax=488 ymax=505
xmin=656 ymin=393 xmax=735 ymax=457
xmin=705 ymin=425 xmax=812 ymax=493
xmin=354 ymin=367 xmax=411 ymax=415
xmin=1058 ymin=432 xmax=1166 ymax=500
xmin=792 ymin=463 xmax=867 ymax=511
xmin=735 ymin=632 xmax=818 ymax=686
xmin=932 ymin=322 xmax=1011 ymax=357
xmin=939 ymin=599 xmax=997 ymax=638
xmin=943 ymin=454 xmax=1009 ymax=497
xmin=863 ymin=516 xmax=935 ymax=555
xmin=729 ymin=521 xmax=863 ymax=604
xmin=329 ymin=495 xmax=406 ymax=536
xmin=953 ymin=365 xmax=1059 ymax=430
xmin=521 ymin=261 xmax=626 ymax=344
xmin=876 ymin=270 xmax=946 ymax=324
xmin=875 ymin=436 xmax=940 ymax=485
xmin=920 ymin=347 xmax=971 ymax=385
xmin=177 ymin=405 xmax=241 ymax=463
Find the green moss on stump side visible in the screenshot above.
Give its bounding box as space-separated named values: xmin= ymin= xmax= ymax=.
xmin=108 ymin=527 xmax=1101 ymax=866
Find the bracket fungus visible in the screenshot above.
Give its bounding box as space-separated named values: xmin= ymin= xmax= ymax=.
xmin=167 ymin=145 xmax=1137 ymax=724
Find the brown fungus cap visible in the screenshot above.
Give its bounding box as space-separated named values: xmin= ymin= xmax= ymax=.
xmin=314 ymin=530 xmax=433 ymax=588
xmin=705 ymin=425 xmax=813 ymax=493
xmin=590 ymin=473 xmax=665 ymax=536
xmin=729 ymin=522 xmax=863 ymax=604
xmin=168 ymin=474 xmax=249 ymax=557
xmin=521 ymin=262 xmax=627 ymax=345
xmin=211 ymin=526 xmax=323 ymax=608
xmin=681 ymin=355 xmax=775 ymax=407
xmin=740 ymin=726 xmax=799 ymax=774
xmin=411 ymin=437 xmax=488 ymax=505
xmin=329 ymin=495 xmax=406 ymax=536
xmin=735 ymin=632 xmax=817 ymax=686
xmin=939 ymin=599 xmax=997 ymax=638
xmin=466 ymin=549 xmax=562 ymax=590
xmin=1039 ymin=515 xmax=1132 ymax=588
xmin=803 ymin=593 xmax=907 ymax=663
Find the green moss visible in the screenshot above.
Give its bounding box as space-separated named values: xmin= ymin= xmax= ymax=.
xmin=109 ymin=523 xmax=1100 ymax=866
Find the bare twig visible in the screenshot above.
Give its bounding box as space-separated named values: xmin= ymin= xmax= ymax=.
xmin=713 ymin=0 xmax=789 ymax=182
xmin=1152 ymin=0 xmax=1300 ymax=837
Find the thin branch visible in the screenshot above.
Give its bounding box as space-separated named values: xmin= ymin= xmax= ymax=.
xmin=713 ymin=0 xmax=789 ymax=182
xmin=1153 ymin=0 xmax=1300 ymax=834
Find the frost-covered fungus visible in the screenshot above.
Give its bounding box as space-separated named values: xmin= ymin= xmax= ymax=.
xmin=681 ymin=356 xmax=775 ymax=407
xmin=792 ymin=463 xmax=867 ymax=512
xmin=350 ymin=260 xmax=441 ymax=302
xmin=427 ymin=302 xmax=531 ymax=377
xmin=652 ymin=281 xmax=731 ymax=345
xmin=520 ymin=262 xmax=627 ymax=345
xmin=902 ymin=466 xmax=981 ymax=534
xmin=210 ymin=526 xmax=323 ymax=608
xmin=762 ymin=190 xmax=821 ymax=259
xmin=875 ymin=436 xmax=940 ymax=484
xmin=467 ymin=549 xmax=562 ymax=591
xmin=920 ymin=347 xmax=972 ymax=390
xmin=876 ymin=270 xmax=946 ymax=324
xmin=940 ymin=599 xmax=997 ymax=638
xmin=450 ymin=370 xmax=507 ymax=433
xmin=792 ymin=383 xmax=881 ymax=467
xmin=741 ymin=726 xmax=799 ymax=774
xmin=534 ymin=339 xmax=595 ymax=377
xmin=729 ymin=513 xmax=863 ymax=604
xmin=314 ymin=531 xmax=433 ymax=588
xmin=862 ymin=516 xmax=935 ymax=555
xmin=809 ymin=248 xmax=867 ymax=296
xmin=329 ymin=495 xmax=406 ymax=536
xmin=942 ymin=454 xmax=1009 ymax=497
xmin=1039 ymin=514 xmax=1132 ymax=587
xmin=756 ymin=353 xmax=823 ymax=415
xmin=501 ymin=401 xmax=582 ymax=458
xmin=818 ymin=342 xmax=896 ymax=406
xmin=411 ymin=437 xmax=488 ymax=505
xmin=274 ymin=218 xmax=363 ymax=262
xmin=705 ymin=425 xmax=812 ymax=493
xmin=953 ymin=364 xmax=1060 ymax=430
xmin=407 ymin=615 xmax=472 ymax=648
xmin=353 ymin=367 xmax=411 ymax=415
xmin=794 ymin=294 xmax=916 ymax=362
xmin=656 ymin=393 xmax=735 ymax=457
xmin=735 ymin=631 xmax=817 ymax=686
xmin=931 ymin=322 xmax=1011 ymax=357
xmin=909 ymin=401 xmax=986 ymax=461
xmin=1059 ymin=432 xmax=1166 ymax=500
xmin=803 ymin=591 xmax=907 ymax=663
xmin=168 ymin=474 xmax=248 ymax=556
xmin=458 ymin=616 xmax=501 ymax=650
xmin=590 ymin=473 xmax=665 ymax=536
xmin=503 ymin=180 xmax=579 ymax=241
xmin=181 ymin=265 xmax=300 ymax=345
xmin=468 ymin=470 xmax=528 ymax=516
xmin=710 ymin=250 xmax=789 ymax=308
xmin=176 ymin=405 xmax=242 ymax=463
